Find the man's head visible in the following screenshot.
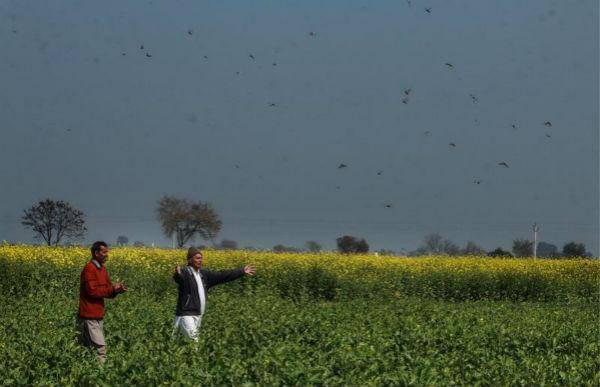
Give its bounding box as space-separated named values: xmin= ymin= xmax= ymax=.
xmin=187 ymin=246 xmax=203 ymax=270
xmin=91 ymin=241 xmax=109 ymax=264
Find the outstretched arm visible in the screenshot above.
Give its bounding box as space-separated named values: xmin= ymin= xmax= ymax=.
xmin=204 ymin=265 xmax=256 ymax=288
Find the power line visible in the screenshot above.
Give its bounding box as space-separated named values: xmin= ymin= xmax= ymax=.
xmin=2 ymin=215 xmax=597 ymax=230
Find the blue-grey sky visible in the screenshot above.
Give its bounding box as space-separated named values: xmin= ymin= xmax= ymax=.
xmin=0 ymin=0 xmax=598 ymax=254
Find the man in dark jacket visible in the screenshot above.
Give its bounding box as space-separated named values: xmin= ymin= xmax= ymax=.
xmin=172 ymin=246 xmax=255 ymax=341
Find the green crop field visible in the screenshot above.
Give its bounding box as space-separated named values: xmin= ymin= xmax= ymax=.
xmin=0 ymin=246 xmax=598 ymax=385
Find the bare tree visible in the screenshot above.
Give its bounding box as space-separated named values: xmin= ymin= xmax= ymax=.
xmin=462 ymin=241 xmax=486 ymax=256
xmin=423 ymin=233 xmax=444 ymax=254
xmin=442 ymin=239 xmax=460 ymax=256
xmin=420 ymin=233 xmax=459 ymax=255
xmin=156 ymin=196 xmax=222 ymax=247
xmin=21 ymin=199 xmax=87 ymax=246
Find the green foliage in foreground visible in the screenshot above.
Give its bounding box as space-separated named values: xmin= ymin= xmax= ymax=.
xmin=0 ymin=252 xmax=598 ymax=385
xmin=1 ymin=291 xmax=597 ymax=386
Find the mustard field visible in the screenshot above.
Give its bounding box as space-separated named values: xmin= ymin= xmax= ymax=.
xmin=0 ymin=246 xmax=598 ymax=385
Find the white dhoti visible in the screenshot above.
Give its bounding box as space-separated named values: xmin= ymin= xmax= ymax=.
xmin=172 ymin=315 xmax=203 ymax=341
xmin=173 ymin=267 xmax=206 ymax=342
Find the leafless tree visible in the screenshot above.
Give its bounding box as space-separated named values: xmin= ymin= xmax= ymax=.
xmin=423 ymin=233 xmax=444 ymax=254
xmin=442 ymin=239 xmax=460 ymax=256
xmin=462 ymin=241 xmax=486 ymax=256
xmin=420 ymin=233 xmax=460 ymax=255
xmin=21 ymin=199 xmax=87 ymax=246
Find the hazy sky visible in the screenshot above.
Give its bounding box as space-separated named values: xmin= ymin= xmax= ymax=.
xmin=0 ymin=0 xmax=598 ymax=254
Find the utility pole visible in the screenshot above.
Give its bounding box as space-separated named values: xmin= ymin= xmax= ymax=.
xmin=532 ymin=223 xmax=539 ymax=258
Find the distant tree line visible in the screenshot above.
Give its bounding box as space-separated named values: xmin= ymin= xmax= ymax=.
xmin=16 ymin=198 xmax=594 ymax=259
xmin=404 ymin=232 xmax=591 ymax=259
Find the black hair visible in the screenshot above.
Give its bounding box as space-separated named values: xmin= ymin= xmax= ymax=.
xmin=91 ymin=241 xmax=108 ymax=257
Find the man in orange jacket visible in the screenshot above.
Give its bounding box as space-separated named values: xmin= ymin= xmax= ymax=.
xmin=78 ymin=241 xmax=127 ymax=363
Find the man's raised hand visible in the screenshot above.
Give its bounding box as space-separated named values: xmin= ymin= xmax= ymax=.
xmin=174 ymin=264 xmax=181 ymax=276
xmin=243 ymin=265 xmax=256 ymax=276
